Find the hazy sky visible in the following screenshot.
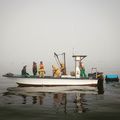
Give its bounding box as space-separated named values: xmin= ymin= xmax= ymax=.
xmin=0 ymin=0 xmax=120 ymax=75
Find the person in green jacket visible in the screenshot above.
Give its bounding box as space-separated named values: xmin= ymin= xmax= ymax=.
xmin=80 ymin=62 xmax=87 ymax=78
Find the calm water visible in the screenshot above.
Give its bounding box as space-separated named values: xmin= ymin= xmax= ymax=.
xmin=0 ymin=76 xmax=120 ymax=120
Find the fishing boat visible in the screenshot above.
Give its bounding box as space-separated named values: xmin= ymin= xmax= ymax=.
xmin=17 ymin=76 xmax=98 ymax=87
xmin=3 ymin=53 xmax=103 ymax=88
xmin=3 ymin=72 xmax=99 ymax=87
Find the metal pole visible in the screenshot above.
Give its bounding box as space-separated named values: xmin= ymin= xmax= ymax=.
xmin=64 ymin=52 xmax=67 ymax=75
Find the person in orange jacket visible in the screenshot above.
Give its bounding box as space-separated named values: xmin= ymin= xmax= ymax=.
xmin=38 ymin=61 xmax=45 ymax=78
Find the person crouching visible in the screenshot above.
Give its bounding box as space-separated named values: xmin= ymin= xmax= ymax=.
xmin=52 ymin=65 xmax=61 ymax=78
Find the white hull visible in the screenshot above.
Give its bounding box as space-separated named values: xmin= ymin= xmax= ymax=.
xmin=16 ymin=78 xmax=98 ymax=87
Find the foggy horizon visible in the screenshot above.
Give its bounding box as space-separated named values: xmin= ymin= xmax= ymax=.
xmin=0 ymin=0 xmax=120 ymax=76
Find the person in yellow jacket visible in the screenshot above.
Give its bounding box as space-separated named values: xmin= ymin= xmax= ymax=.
xmin=52 ymin=65 xmax=61 ymax=78
xmin=38 ymin=61 xmax=45 ymax=78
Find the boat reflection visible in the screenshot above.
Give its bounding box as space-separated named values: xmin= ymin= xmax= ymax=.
xmin=20 ymin=93 xmax=46 ymax=105
xmin=52 ymin=93 xmax=87 ymax=113
xmin=21 ymin=95 xmax=26 ymax=104
xmin=32 ymin=95 xmax=45 ymax=105
xmin=53 ymin=93 xmax=66 ymax=106
xmin=2 ymin=86 xmax=103 ymax=113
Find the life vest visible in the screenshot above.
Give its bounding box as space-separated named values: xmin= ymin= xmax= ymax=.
xmin=39 ymin=64 xmax=45 ymax=73
xmin=52 ymin=65 xmax=61 ymax=77
xmin=40 ymin=64 xmax=44 ymax=69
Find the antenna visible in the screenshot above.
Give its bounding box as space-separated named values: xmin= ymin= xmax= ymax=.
xmin=72 ymin=48 xmax=75 ymax=56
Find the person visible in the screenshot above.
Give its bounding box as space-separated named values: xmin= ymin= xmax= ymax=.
xmin=21 ymin=65 xmax=29 ymax=77
xmin=32 ymin=62 xmax=37 ymax=76
xmin=52 ymin=65 xmax=61 ymax=78
xmin=38 ymin=61 xmax=45 ymax=78
xmin=80 ymin=62 xmax=87 ymax=78
xmin=60 ymin=63 xmax=65 ymax=75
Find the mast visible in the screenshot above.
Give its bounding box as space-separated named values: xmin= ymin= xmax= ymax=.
xmin=54 ymin=52 xmax=67 ymax=75
xmin=63 ymin=52 xmax=67 ymax=75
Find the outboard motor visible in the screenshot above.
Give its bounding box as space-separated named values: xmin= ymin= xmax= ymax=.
xmin=97 ymin=73 xmax=104 ymax=94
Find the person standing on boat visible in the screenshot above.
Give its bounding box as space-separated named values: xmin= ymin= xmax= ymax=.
xmin=52 ymin=65 xmax=61 ymax=78
xmin=60 ymin=63 xmax=65 ymax=75
xmin=32 ymin=62 xmax=37 ymax=76
xmin=38 ymin=61 xmax=45 ymax=78
xmin=21 ymin=65 xmax=29 ymax=77
xmin=80 ymin=62 xmax=87 ymax=78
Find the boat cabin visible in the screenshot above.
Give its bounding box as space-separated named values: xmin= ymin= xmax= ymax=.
xmin=72 ymin=55 xmax=87 ymax=78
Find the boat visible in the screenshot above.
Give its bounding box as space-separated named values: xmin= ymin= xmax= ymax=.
xmin=105 ymin=74 xmax=119 ymax=82
xmin=17 ymin=76 xmax=98 ymax=87
xmin=3 ymin=74 xmax=98 ymax=87
xmin=3 ymin=53 xmax=104 ymax=89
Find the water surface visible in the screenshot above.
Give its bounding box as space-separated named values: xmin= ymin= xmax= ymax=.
xmin=0 ymin=76 xmax=120 ymax=120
